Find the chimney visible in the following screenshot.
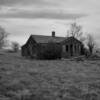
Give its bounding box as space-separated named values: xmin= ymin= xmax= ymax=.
xmin=52 ymin=31 xmax=55 ymax=37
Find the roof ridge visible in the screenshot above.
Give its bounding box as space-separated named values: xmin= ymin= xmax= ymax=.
xmin=31 ymin=34 xmax=65 ymax=38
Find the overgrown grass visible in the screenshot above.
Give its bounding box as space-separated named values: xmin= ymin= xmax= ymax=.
xmin=0 ymin=51 xmax=100 ymax=100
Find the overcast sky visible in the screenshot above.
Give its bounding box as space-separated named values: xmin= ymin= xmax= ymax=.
xmin=0 ymin=0 xmax=100 ymax=46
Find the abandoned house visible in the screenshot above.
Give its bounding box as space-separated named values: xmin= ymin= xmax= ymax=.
xmin=21 ymin=31 xmax=84 ymax=58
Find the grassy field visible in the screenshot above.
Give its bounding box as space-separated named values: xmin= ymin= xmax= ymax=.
xmin=0 ymin=51 xmax=100 ymax=100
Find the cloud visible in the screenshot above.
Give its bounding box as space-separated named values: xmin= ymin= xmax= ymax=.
xmin=0 ymin=0 xmax=100 ymax=47
xmin=0 ymin=7 xmax=86 ymax=20
xmin=0 ymin=0 xmax=100 ymax=14
xmin=0 ymin=0 xmax=58 ymax=7
xmin=0 ymin=0 xmax=89 ymax=20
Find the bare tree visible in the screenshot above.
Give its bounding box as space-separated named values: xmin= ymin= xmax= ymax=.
xmin=67 ymin=22 xmax=83 ymax=40
xmin=0 ymin=26 xmax=8 ymax=49
xmin=87 ymin=34 xmax=96 ymax=55
xmin=12 ymin=42 xmax=20 ymax=52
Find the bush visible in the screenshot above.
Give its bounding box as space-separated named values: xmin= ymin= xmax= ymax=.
xmin=11 ymin=42 xmax=20 ymax=52
xmin=37 ymin=42 xmax=62 ymax=60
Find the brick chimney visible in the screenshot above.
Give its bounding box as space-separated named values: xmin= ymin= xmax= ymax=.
xmin=52 ymin=31 xmax=55 ymax=37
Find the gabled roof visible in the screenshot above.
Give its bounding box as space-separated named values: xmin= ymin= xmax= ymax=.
xmin=61 ymin=36 xmax=82 ymax=44
xmin=22 ymin=35 xmax=82 ymax=48
xmin=31 ymin=35 xmax=65 ymax=43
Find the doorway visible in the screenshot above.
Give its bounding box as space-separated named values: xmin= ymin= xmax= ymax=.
xmin=70 ymin=44 xmax=73 ymax=56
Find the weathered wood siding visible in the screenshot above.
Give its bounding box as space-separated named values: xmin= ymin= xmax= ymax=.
xmin=21 ymin=35 xmax=84 ymax=59
xmin=61 ymin=37 xmax=83 ymax=58
xmin=21 ymin=35 xmax=38 ymax=58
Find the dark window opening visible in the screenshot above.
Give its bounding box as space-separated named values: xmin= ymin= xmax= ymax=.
xmin=70 ymin=44 xmax=73 ymax=56
xmin=66 ymin=45 xmax=68 ymax=52
xmin=75 ymin=45 xmax=76 ymax=52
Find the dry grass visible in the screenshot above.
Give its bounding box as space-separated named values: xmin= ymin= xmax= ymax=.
xmin=0 ymin=50 xmax=100 ymax=100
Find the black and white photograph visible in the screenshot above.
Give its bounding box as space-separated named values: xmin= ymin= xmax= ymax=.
xmin=0 ymin=0 xmax=100 ymax=100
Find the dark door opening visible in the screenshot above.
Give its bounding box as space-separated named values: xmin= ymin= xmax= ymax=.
xmin=70 ymin=44 xmax=73 ymax=56
xmin=66 ymin=45 xmax=68 ymax=52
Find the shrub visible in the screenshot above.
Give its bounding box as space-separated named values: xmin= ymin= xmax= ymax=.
xmin=11 ymin=42 xmax=20 ymax=52
xmin=37 ymin=42 xmax=62 ymax=60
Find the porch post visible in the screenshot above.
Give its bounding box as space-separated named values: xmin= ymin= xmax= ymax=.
xmin=73 ymin=44 xmax=75 ymax=56
xmin=77 ymin=44 xmax=79 ymax=55
xmin=76 ymin=44 xmax=78 ymax=55
xmin=79 ymin=45 xmax=81 ymax=54
xmin=62 ymin=45 xmax=66 ymax=53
